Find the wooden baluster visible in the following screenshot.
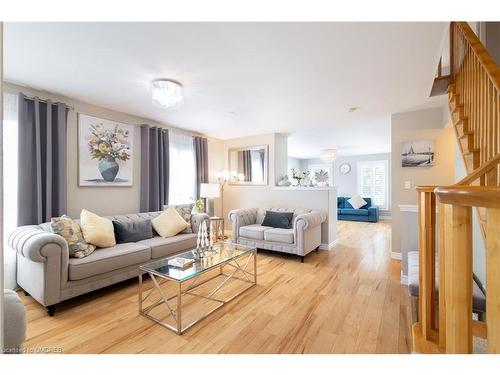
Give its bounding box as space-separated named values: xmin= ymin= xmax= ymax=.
xmin=438 ymin=202 xmax=446 ymax=349
xmin=418 ymin=190 xmax=436 ymax=339
xmin=444 ymin=204 xmax=473 ymax=353
xmin=487 ymin=208 xmax=500 ymax=353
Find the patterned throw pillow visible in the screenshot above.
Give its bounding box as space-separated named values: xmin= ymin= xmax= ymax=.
xmin=172 ymin=204 xmax=194 ymax=233
xmin=51 ymin=215 xmax=96 ymax=258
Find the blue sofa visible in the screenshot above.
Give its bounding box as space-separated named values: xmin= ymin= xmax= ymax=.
xmin=337 ymin=197 xmax=379 ymax=222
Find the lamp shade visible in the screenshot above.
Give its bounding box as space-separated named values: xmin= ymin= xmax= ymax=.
xmin=320 ymin=149 xmax=337 ymax=163
xmin=200 ymin=183 xmax=220 ymax=198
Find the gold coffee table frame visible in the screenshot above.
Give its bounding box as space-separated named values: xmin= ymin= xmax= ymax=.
xmin=139 ymin=245 xmax=257 ymax=335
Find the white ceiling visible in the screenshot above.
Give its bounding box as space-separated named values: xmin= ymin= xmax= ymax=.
xmin=4 ymin=22 xmax=448 ymax=158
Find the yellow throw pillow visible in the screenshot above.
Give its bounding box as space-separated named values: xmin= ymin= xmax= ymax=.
xmin=152 ymin=207 xmax=189 ymax=238
xmin=80 ymin=209 xmax=116 ymax=248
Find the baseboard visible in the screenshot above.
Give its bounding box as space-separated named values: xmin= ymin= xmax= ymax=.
xmin=400 ymin=272 xmax=408 ymax=285
xmin=319 ymin=239 xmax=338 ymax=250
xmin=390 ymin=251 xmax=402 ymax=260
xmin=379 ymin=215 xmax=392 ymax=220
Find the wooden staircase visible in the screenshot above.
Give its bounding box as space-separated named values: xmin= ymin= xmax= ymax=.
xmin=412 ymin=22 xmax=500 ymax=354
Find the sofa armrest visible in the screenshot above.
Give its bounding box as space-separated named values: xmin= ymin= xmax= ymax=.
xmin=294 ymin=210 xmax=327 ymax=256
xmin=368 ymin=206 xmax=379 ymax=221
xmin=294 ymin=210 xmax=327 ymax=231
xmin=228 ymin=208 xmax=258 ymax=241
xmin=8 ymin=225 xmax=69 ymax=263
xmin=191 ymin=213 xmax=210 ymax=233
xmin=8 ymin=225 xmax=69 ymax=306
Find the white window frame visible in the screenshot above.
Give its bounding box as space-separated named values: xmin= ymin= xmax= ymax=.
xmin=356 ymin=160 xmax=389 ymax=210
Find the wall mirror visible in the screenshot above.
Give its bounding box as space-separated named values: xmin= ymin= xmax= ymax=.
xmin=228 ymin=145 xmax=269 ymax=185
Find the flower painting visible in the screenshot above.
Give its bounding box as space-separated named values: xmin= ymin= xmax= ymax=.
xmin=78 ymin=114 xmax=134 ymax=186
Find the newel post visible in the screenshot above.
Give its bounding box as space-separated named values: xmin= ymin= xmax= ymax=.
xmin=487 ymin=208 xmax=500 ymax=353
xmin=417 ymin=187 xmax=437 ymax=340
xmin=444 ymin=204 xmax=473 ymax=353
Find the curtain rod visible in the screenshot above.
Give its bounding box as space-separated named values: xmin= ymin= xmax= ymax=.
xmin=23 ymin=94 xmax=75 ymax=111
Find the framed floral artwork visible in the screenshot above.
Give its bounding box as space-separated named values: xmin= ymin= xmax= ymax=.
xmin=78 ymin=113 xmax=134 ymax=186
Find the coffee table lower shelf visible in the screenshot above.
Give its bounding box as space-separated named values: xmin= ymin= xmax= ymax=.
xmin=138 ymin=249 xmax=257 ymax=335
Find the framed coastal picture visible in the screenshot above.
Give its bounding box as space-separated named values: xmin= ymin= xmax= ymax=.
xmin=401 ymin=140 xmax=435 ymax=167
xmin=78 ymin=113 xmax=134 ymax=186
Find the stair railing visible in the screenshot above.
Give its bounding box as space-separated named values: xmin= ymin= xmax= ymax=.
xmin=450 ymin=22 xmax=500 ymax=168
xmin=415 ymin=186 xmax=500 ymax=353
xmin=413 ymin=22 xmax=500 ymax=354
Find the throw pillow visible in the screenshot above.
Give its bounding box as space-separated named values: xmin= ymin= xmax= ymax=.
xmin=261 ymin=211 xmax=294 ymax=229
xmin=80 ymin=209 xmax=116 ymax=248
xmin=151 ymin=207 xmax=190 ymax=238
xmin=347 ymin=195 xmax=368 ymax=210
xmin=51 ymin=215 xmax=96 ymax=258
xmin=173 ymin=204 xmax=194 ymax=233
xmin=112 ymin=219 xmax=153 ymax=244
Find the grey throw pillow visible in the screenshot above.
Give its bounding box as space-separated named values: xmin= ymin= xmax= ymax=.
xmin=112 ymin=219 xmax=153 ymax=244
xmin=261 ymin=211 xmax=294 ymax=229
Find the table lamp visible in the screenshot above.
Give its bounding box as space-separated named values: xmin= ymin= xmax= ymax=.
xmin=200 ymin=183 xmax=220 ymax=218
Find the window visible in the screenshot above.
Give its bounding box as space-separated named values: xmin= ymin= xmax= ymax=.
xmin=357 ymin=160 xmax=389 ymax=210
xmin=168 ymin=130 xmax=196 ymax=205
xmin=3 ymin=92 xmax=19 ymax=289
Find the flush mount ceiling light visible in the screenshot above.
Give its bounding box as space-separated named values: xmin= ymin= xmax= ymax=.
xmin=151 ymin=79 xmax=183 ymax=108
xmin=320 ymin=149 xmax=338 ymax=163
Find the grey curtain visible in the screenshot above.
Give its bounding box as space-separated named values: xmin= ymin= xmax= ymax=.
xmin=242 ymin=150 xmax=252 ymax=182
xmin=17 ymin=94 xmax=68 ymax=225
xmin=140 ymin=125 xmax=169 ymax=212
xmin=193 ymin=136 xmax=208 ymax=198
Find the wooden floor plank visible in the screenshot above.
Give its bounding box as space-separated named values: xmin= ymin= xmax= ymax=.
xmin=19 ymin=220 xmax=410 ymax=354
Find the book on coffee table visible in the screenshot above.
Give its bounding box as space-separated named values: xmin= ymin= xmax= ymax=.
xmin=167 ymin=257 xmax=195 ymax=269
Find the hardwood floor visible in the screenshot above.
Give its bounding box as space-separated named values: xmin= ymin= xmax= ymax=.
xmin=20 ymin=220 xmax=411 ymax=354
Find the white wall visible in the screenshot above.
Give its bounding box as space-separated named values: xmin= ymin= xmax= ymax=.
xmin=391 ymin=106 xmax=455 ymax=263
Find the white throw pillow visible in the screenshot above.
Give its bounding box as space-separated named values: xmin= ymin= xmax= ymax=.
xmin=348 ymin=195 xmax=368 ymax=210
xmin=80 ymin=209 xmax=116 ymax=248
xmin=152 ymin=207 xmax=190 ymax=238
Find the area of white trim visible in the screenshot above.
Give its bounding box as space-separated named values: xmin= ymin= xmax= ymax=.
xmin=398 ymin=204 xmax=418 ymax=212
xmin=319 ymin=239 xmax=338 ymax=250
xmin=391 ymin=251 xmax=402 ymax=260
xmin=401 ymin=272 xmax=408 ymax=285
xmin=380 ymin=215 xmax=392 ymax=220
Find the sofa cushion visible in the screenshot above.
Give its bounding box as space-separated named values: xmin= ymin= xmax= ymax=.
xmin=263 ymin=228 xmax=294 ymax=244
xmin=261 ymin=211 xmax=294 ymax=229
xmin=344 ymin=197 xmax=372 ymax=210
xmin=164 ymin=203 xmax=195 ymax=234
xmin=239 ymin=224 xmax=273 ymax=240
xmin=51 ymin=215 xmax=96 ymax=258
xmin=68 ymin=242 xmax=151 ymax=281
xmin=138 ymin=234 xmax=197 ymax=259
xmin=152 ymin=207 xmax=189 ymax=238
xmin=112 ymin=219 xmax=153 ymax=244
xmin=337 ymin=197 xmax=345 ymax=209
xmin=80 ymin=209 xmax=116 ymax=248
xmin=347 ymin=195 xmax=368 ymax=210
xmin=340 ymin=208 xmax=369 ymax=216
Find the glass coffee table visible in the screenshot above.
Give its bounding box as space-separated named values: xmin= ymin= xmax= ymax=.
xmin=139 ymin=241 xmax=257 ymax=335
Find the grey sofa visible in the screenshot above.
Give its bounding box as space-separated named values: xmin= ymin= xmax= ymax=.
xmin=229 ymin=207 xmax=327 ymax=262
xmin=8 ymin=211 xmax=208 ymax=316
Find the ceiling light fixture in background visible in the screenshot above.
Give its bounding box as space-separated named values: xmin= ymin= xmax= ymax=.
xmin=151 ymin=79 xmax=183 ymax=108
xmin=320 ymin=149 xmax=337 ymax=163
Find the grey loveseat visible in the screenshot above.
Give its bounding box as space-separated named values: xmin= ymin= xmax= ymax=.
xmin=229 ymin=207 xmax=327 ymax=262
xmin=8 ymin=210 xmax=208 ymax=316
